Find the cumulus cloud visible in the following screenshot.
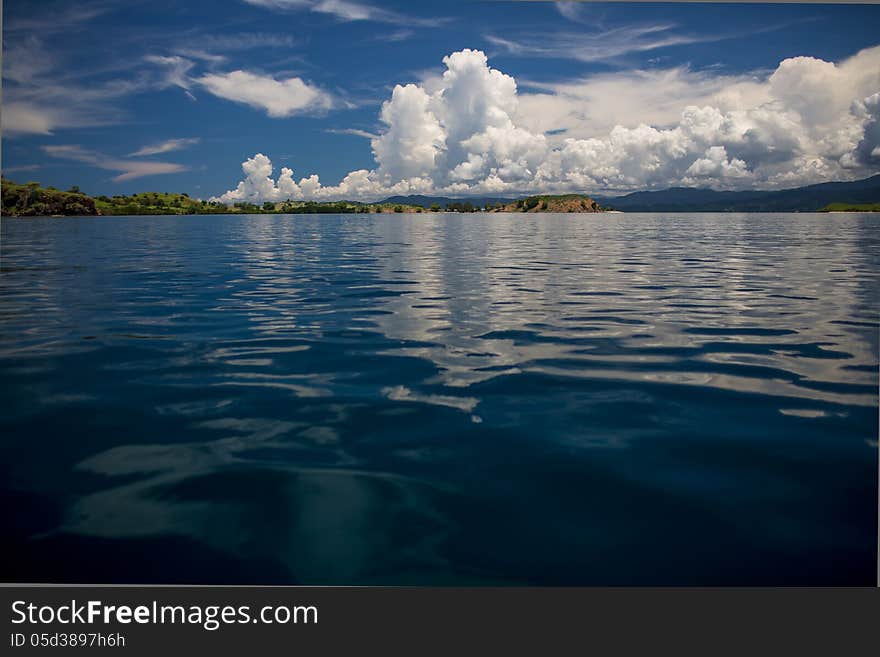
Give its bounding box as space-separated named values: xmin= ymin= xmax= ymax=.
xmin=515 ymin=67 xmax=769 ymax=141
xmin=197 ymin=70 xmax=333 ymax=117
xmin=212 ymin=153 xmax=426 ymax=203
xmin=214 ymin=46 xmax=880 ymax=202
xmin=849 ymin=93 xmax=880 ymax=166
xmin=43 ymin=145 xmax=187 ymax=182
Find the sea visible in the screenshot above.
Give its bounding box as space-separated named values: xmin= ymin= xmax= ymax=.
xmin=1 ymin=212 xmax=877 ymax=584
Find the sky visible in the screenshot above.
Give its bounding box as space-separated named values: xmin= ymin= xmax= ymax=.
xmin=2 ymin=0 xmax=880 ymax=201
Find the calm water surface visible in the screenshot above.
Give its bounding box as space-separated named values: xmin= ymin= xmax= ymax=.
xmin=1 ymin=212 xmax=877 ymax=584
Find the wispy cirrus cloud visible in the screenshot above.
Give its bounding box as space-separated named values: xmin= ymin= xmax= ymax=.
xmin=2 ymin=2 xmax=342 ymax=136
xmin=145 ymin=55 xmax=196 ymax=90
xmin=485 ymin=23 xmax=710 ymax=64
xmin=173 ymin=49 xmax=228 ymax=65
xmin=2 ymin=18 xmax=318 ymax=135
xmin=2 ymin=2 xmax=152 ymax=135
xmin=171 ymin=32 xmax=299 ymax=66
xmin=188 ymin=32 xmax=298 ymax=51
xmin=242 ymin=0 xmax=445 ymax=27
xmin=3 ymin=1 xmax=111 ymax=36
xmin=1 ymin=164 xmax=42 ymax=174
xmin=2 ymin=77 xmax=150 ymax=135
xmin=129 ymin=138 xmax=201 ymax=157
xmin=325 ymin=127 xmax=379 ymax=139
xmin=43 ymin=145 xmax=187 ymax=182
xmin=3 ymin=35 xmax=170 ymax=135
xmin=379 ymin=28 xmax=416 ymax=43
xmin=487 ymin=16 xmax=821 ymax=65
xmin=554 ymin=1 xmax=590 ymax=24
xmin=2 ymin=35 xmax=56 ymax=84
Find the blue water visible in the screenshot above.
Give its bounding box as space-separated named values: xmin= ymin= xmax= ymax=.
xmin=1 ymin=212 xmax=877 ymax=585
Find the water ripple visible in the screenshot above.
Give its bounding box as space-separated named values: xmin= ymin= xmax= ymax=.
xmin=1 ymin=212 xmax=877 ymax=584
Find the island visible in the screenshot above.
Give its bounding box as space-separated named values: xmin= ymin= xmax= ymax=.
xmin=490 ymin=194 xmax=603 ymax=213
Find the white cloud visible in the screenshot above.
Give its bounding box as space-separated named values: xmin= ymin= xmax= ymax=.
xmin=1 ymin=12 xmax=333 ymax=138
xmin=3 ymin=34 xmax=152 ymax=135
xmin=486 ymin=17 xmax=817 ymax=66
xmin=174 ymin=49 xmax=228 ymax=65
xmin=197 ymin=70 xmax=333 ymax=117
xmin=372 ymin=82 xmax=446 ymax=180
xmin=2 ymin=102 xmax=57 ymax=135
xmin=145 ymin=55 xmax=196 ymax=90
xmin=2 ymin=164 xmax=41 ymax=174
xmin=684 ymin=146 xmax=749 ymax=181
xmin=2 ymin=35 xmax=55 ymax=84
xmin=242 ymin=0 xmax=442 ymax=26
xmin=184 ymin=32 xmax=297 ymax=53
xmin=212 ymin=153 xmax=431 ymax=203
xmin=2 ymin=30 xmax=331 ymax=137
xmin=516 ymin=67 xmax=769 ymax=141
xmin=129 ymin=138 xmax=200 ymax=157
xmin=325 ymin=128 xmax=379 ymax=139
xmin=214 ymin=46 xmax=880 ymax=202
xmin=169 ymin=33 xmax=300 ymax=69
xmin=848 ymin=92 xmax=880 ymax=166
xmin=43 ymin=145 xmax=187 ymax=182
xmin=486 ymin=24 xmax=713 ymax=64
xmin=554 ymin=2 xmax=587 ymax=23
xmin=384 ymin=29 xmax=415 ymax=42
xmin=4 ymin=3 xmax=109 ymax=36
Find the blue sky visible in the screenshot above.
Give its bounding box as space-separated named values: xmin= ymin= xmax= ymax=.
xmin=3 ymin=1 xmax=880 ymax=199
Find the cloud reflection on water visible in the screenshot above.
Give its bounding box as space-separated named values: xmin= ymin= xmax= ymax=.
xmin=1 ymin=212 xmax=877 ymax=583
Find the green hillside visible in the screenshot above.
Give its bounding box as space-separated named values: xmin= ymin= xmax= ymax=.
xmin=94 ymin=191 xmax=228 ymax=215
xmin=1 ymin=179 xmax=229 ymax=216
xmin=2 ymin=179 xmax=100 ymax=216
xmin=818 ymin=202 xmax=880 ymax=212
xmin=1 ymin=178 xmax=427 ymax=216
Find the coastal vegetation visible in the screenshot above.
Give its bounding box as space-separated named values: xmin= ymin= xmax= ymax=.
xmin=1 ymin=179 xmax=101 ymax=217
xmin=1 ymin=179 xmax=607 ymax=217
xmin=2 ymin=179 xmax=226 ymax=216
xmin=818 ymin=202 xmax=880 ymax=212
xmin=0 ymin=179 xmax=414 ymax=216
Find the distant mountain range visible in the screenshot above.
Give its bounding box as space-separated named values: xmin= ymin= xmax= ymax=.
xmin=594 ymin=174 xmax=880 ymax=212
xmin=380 ymin=174 xmax=880 ymax=212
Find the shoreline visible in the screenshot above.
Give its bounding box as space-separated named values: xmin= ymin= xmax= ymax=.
xmin=7 ymin=209 xmax=880 ymax=219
